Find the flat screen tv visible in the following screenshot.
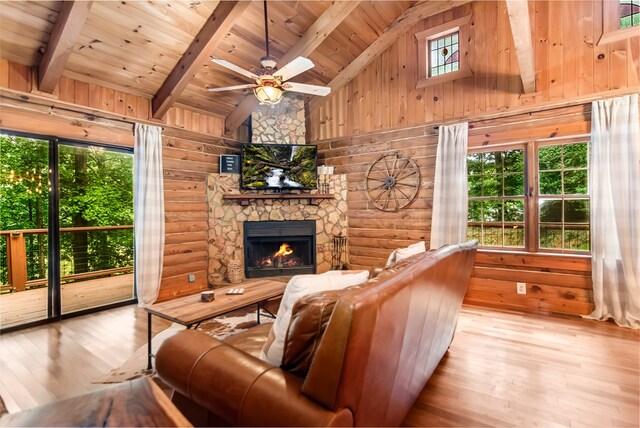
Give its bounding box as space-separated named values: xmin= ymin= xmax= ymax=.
xmin=241 ymin=143 xmax=317 ymax=190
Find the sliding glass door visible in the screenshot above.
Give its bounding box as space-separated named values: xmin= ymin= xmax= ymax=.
xmin=0 ymin=133 xmax=135 ymax=330
xmin=58 ymin=143 xmax=134 ymax=315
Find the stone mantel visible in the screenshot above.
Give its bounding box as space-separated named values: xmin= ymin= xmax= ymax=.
xmin=206 ymin=173 xmax=348 ymax=285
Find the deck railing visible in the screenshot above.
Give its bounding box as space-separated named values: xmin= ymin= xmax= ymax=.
xmin=1 ymin=225 xmax=133 ymax=292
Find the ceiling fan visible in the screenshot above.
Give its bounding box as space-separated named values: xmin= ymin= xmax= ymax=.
xmin=208 ymin=0 xmax=330 ymax=106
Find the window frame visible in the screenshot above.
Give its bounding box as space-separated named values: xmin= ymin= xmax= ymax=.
xmin=467 ymin=137 xmax=591 ymax=255
xmin=598 ymin=0 xmax=640 ymax=45
xmin=414 ymin=14 xmax=472 ymax=88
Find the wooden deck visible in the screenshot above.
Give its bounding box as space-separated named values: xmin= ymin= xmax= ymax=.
xmin=0 ymin=274 xmax=134 ymax=329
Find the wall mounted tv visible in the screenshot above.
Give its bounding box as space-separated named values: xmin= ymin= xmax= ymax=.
xmin=241 ymin=143 xmax=317 ymax=190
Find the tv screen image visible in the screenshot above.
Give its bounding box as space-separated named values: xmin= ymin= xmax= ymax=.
xmin=241 ymin=144 xmax=317 ymax=189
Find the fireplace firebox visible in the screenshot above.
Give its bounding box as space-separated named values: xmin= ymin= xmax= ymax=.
xmin=243 ymin=220 xmax=316 ymax=278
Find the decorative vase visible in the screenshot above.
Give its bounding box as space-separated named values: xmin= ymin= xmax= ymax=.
xmin=227 ymin=251 xmax=243 ymax=284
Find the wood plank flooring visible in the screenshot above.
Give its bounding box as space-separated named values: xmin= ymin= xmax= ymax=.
xmin=0 ymin=304 xmax=637 ymax=427
xmin=0 ymin=274 xmax=134 ymax=328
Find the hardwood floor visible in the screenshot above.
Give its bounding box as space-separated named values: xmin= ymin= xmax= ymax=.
xmin=0 ymin=304 xmax=637 ymax=427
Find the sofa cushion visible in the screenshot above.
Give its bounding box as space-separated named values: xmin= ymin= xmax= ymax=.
xmin=259 ymin=270 xmax=370 ymax=367
xmin=385 ymin=241 xmax=426 ymax=267
xmin=281 ymin=253 xmax=425 ymax=377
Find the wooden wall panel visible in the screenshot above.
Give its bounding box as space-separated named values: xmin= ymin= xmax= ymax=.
xmin=0 ymin=59 xmax=239 ymax=301
xmin=309 ymin=0 xmax=640 ymax=141
xmin=317 ymin=105 xmax=600 ymax=316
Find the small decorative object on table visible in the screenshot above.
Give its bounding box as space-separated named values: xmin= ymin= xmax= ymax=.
xmin=226 ymin=288 xmax=245 ymax=295
xmin=227 ymin=250 xmax=243 ymax=284
xmin=201 ymin=290 xmax=215 ymax=302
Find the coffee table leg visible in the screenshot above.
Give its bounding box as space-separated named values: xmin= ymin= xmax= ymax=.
xmin=256 ymin=303 xmax=261 ymax=324
xmin=147 ymin=312 xmax=153 ymax=370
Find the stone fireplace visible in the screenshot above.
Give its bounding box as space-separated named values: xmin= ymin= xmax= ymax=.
xmin=206 ymin=173 xmax=348 ymax=285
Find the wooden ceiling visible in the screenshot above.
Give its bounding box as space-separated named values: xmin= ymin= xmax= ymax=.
xmin=0 ymin=0 xmax=461 ymax=128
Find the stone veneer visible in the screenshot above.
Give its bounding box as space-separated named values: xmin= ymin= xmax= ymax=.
xmin=206 ymin=173 xmax=349 ymax=285
xmin=251 ymin=93 xmax=306 ymax=145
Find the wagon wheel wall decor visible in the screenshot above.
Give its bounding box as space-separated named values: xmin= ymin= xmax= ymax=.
xmin=364 ymin=153 xmax=420 ymax=212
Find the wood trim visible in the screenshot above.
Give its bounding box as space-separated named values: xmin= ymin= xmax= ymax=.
xmin=597 ymin=0 xmax=640 ymax=45
xmin=151 ymin=1 xmax=251 ymax=119
xmin=38 ymin=1 xmax=94 ymax=93
xmin=224 ymin=1 xmax=362 ymax=134
xmin=414 ymin=14 xmax=471 ymax=41
xmin=416 ymin=68 xmax=472 ymax=88
xmin=308 ymin=0 xmax=472 ymax=113
xmin=505 ymin=0 xmax=536 ymax=93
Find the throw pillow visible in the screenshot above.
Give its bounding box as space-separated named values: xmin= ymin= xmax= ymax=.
xmin=259 ymin=270 xmax=370 ymax=367
xmin=385 ymin=241 xmax=426 ymax=267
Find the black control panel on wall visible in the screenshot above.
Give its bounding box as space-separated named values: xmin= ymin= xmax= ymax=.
xmin=220 ymin=155 xmax=240 ymax=173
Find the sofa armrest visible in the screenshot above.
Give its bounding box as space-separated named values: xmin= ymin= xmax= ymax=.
xmin=156 ymin=330 xmax=352 ymax=427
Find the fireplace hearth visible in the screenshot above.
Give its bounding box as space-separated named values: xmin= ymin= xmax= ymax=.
xmin=243 ymin=220 xmax=316 ymax=278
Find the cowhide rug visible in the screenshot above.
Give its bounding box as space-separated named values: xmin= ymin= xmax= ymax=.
xmin=93 ymin=308 xmax=271 ymax=384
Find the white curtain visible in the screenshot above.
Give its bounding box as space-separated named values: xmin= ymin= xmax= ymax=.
xmin=586 ymin=94 xmax=640 ymax=329
xmin=134 ymin=124 xmax=165 ymax=306
xmin=430 ymin=122 xmax=469 ymax=249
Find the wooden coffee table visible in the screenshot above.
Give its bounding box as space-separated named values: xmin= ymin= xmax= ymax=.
xmin=0 ymin=378 xmax=190 ymax=427
xmin=145 ymin=278 xmax=287 ymax=369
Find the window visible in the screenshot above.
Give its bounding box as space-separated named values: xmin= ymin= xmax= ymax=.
xmin=620 ymin=0 xmax=640 ymax=28
xmin=414 ymin=15 xmax=472 ymax=88
xmin=429 ymin=32 xmax=460 ymax=77
xmin=467 ymin=140 xmax=590 ymax=253
xmin=598 ymin=0 xmax=639 ymax=44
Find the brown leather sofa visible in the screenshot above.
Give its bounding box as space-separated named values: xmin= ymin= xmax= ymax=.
xmin=156 ymin=241 xmax=477 ymax=426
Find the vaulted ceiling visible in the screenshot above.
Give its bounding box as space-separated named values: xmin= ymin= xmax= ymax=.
xmin=0 ymin=1 xmax=471 ymax=131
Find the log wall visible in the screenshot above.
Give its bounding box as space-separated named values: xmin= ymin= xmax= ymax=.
xmin=309 ymin=0 xmax=640 ymax=140
xmin=0 ymin=59 xmax=237 ymax=301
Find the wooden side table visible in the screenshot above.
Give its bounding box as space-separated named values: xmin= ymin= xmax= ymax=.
xmin=0 ymin=377 xmax=191 ymax=427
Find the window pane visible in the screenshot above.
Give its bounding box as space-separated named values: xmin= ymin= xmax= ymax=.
xmin=504 ymin=199 xmax=524 ymax=222
xmin=540 ymin=199 xmax=562 ymax=222
xmin=540 ymin=225 xmax=563 ymax=249
xmin=504 ymin=173 xmax=524 ymax=196
xmin=564 ymin=227 xmax=590 ymax=251
xmin=482 ymin=224 xmax=503 ymax=247
xmin=482 ymin=175 xmax=502 ymax=197
xmin=484 ymin=152 xmax=502 ymax=174
xmin=565 ymin=199 xmax=589 ymax=223
xmin=467 ymin=225 xmax=481 ymax=242
xmin=504 ymin=225 xmax=525 ymax=247
xmin=483 ymin=200 xmax=502 ymax=222
xmin=468 ymin=175 xmax=483 ymax=197
xmin=564 ymin=170 xmax=588 ymax=194
xmin=563 ymin=143 xmax=588 ymax=168
xmin=468 ymin=200 xmax=482 ymax=222
xmin=539 ymin=145 xmax=562 ymax=170
xmin=503 ymin=149 xmax=524 ymax=172
xmin=540 ymin=171 xmax=562 ymax=194
xmin=620 ymin=0 xmax=640 ymax=28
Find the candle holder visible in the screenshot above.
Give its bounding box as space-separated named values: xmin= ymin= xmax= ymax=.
xmin=317 ymin=165 xmax=334 ymax=194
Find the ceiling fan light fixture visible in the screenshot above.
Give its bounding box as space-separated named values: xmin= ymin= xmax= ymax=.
xmin=254 ymin=84 xmax=283 ymax=106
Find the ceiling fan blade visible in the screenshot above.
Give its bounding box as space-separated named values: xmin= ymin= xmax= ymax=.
xmin=282 ymin=82 xmax=331 ymax=96
xmin=210 ymin=58 xmax=258 ymax=81
xmin=208 ymin=84 xmax=258 ymax=92
xmin=276 ymin=57 xmax=315 ymax=81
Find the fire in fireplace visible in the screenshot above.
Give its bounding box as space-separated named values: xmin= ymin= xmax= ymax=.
xmin=244 ymin=220 xmax=316 ymax=278
xmin=254 ymin=243 xmax=303 ymax=268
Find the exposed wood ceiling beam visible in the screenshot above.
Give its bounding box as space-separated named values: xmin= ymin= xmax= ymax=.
xmin=224 ymin=0 xmax=362 ymax=134
xmin=38 ymin=1 xmax=94 ymax=93
xmin=308 ymin=0 xmax=471 ymax=113
xmin=151 ymin=1 xmax=251 ymax=120
xmin=505 ymin=0 xmax=536 ymax=93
